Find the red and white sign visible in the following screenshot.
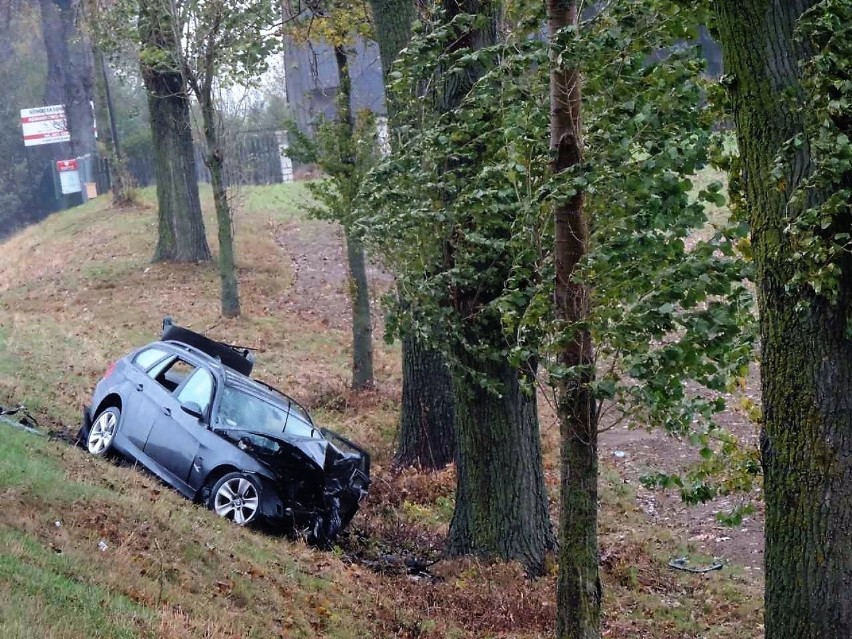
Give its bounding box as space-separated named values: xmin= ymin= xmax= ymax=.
xmin=56 ymin=158 xmax=82 ymax=195
xmin=20 ymin=104 xmax=70 ymax=147
xmin=56 ymin=159 xmax=78 ymax=172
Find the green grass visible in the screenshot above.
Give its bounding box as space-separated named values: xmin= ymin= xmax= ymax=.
xmin=0 ymin=425 xmax=99 ymax=502
xmin=0 ymin=528 xmax=153 ymax=639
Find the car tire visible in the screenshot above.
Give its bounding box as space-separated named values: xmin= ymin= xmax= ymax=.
xmin=208 ymin=472 xmax=262 ymax=526
xmin=87 ymin=406 xmax=120 ymax=457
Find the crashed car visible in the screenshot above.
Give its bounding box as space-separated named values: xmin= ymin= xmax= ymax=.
xmin=78 ymin=321 xmax=370 ymax=544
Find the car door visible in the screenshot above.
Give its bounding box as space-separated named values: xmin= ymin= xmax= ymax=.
xmin=120 ymin=348 xmax=174 ymax=452
xmin=143 ymin=364 xmax=214 ymax=488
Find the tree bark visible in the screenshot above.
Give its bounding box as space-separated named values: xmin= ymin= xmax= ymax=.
xmin=139 ymin=0 xmax=211 ymax=263
xmin=441 ymin=0 xmax=555 ymax=575
xmin=333 ymin=44 xmax=374 ymax=390
xmin=36 ymin=0 xmax=95 ymax=211
xmin=367 ymin=0 xmax=416 ymax=87
xmin=200 ymin=99 xmax=240 ymax=318
xmin=92 ymin=48 xmax=132 ymax=206
xmin=346 ymin=232 xmax=374 ymax=389
xmin=39 ymin=0 xmax=95 ymax=160
xmin=715 ymin=1 xmax=852 ymax=637
xmin=549 ymin=1 xmax=601 ymax=637
xmin=447 ymin=355 xmax=554 ymax=576
xmin=367 ymin=0 xmax=456 ymax=465
xmin=395 ymin=332 xmax=455 ymax=469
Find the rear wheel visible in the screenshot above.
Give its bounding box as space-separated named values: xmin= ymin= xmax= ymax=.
xmin=208 ymin=472 xmax=261 ymax=526
xmin=87 ymin=407 xmax=120 ymax=456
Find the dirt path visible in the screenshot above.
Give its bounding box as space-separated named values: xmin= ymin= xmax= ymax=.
xmin=275 ymin=220 xmax=393 ymax=332
xmin=600 ymin=412 xmax=764 ymax=571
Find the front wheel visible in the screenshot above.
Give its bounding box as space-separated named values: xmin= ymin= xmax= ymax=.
xmin=208 ymin=472 xmax=261 ymax=526
xmin=87 ymin=407 xmax=120 ymax=456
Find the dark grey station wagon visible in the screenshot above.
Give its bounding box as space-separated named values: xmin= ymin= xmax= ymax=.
xmin=78 ymin=321 xmax=370 ymax=544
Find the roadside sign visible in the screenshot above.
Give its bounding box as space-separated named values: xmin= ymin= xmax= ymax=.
xmin=56 ymin=158 xmax=82 ymax=195
xmin=20 ymin=104 xmax=70 ymax=147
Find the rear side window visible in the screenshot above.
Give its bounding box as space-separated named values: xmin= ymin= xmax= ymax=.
xmin=152 ymin=358 xmax=196 ymax=393
xmin=134 ymin=347 xmax=170 ymax=371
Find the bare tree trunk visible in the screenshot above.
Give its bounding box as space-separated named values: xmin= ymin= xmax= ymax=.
xmin=346 ymin=233 xmax=374 ymax=389
xmin=39 ymin=0 xmax=95 ymax=160
xmin=396 ymin=330 xmax=455 ymax=469
xmin=139 ymin=0 xmax=211 ymax=263
xmin=447 ymin=354 xmax=554 ymax=576
xmin=36 ymin=0 xmax=95 ymax=211
xmin=549 ymin=1 xmax=601 ymax=637
xmin=200 ymin=99 xmax=240 ymax=318
xmin=92 ymin=48 xmax=132 ymax=206
xmin=716 ymin=1 xmax=852 ymax=636
xmin=333 ymin=44 xmax=374 ymax=390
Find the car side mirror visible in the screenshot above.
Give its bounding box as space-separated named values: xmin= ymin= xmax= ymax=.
xmin=181 ymin=401 xmax=205 ymax=421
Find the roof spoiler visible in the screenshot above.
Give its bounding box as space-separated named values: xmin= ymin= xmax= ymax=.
xmin=161 ymin=317 xmax=255 ymax=376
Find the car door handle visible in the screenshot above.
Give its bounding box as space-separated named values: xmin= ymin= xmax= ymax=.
xmin=135 ymin=383 xmax=144 ymax=391
xmin=162 ymin=407 xmax=171 ymax=416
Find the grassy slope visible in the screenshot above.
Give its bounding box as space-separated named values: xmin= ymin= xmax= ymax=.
xmin=0 ymin=184 xmax=761 ymax=638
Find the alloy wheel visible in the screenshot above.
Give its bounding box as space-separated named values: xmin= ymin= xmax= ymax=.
xmin=213 ymin=477 xmax=259 ymax=525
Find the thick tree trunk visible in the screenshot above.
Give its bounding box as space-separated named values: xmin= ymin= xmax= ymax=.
xmin=367 ymin=0 xmax=415 ymax=80
xmin=715 ymin=1 xmax=852 ymax=637
xmin=549 ymin=1 xmax=601 ymax=637
xmin=333 ymin=44 xmax=374 ymax=390
xmin=139 ymin=0 xmax=211 ymax=263
xmin=39 ymin=0 xmax=95 ymax=160
xmin=36 ymin=0 xmax=95 ymax=212
xmin=447 ymin=355 xmax=554 ymax=576
xmin=201 ymin=101 xmax=240 ymax=318
xmin=395 ymin=333 xmax=455 ymax=469
xmin=438 ymin=0 xmax=555 ymax=574
xmin=346 ymin=232 xmax=374 ymax=389
xmin=367 ymin=0 xmax=456 ymax=465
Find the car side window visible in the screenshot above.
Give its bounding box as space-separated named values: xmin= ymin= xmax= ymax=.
xmin=151 ymin=358 xmax=196 ymax=393
xmin=176 ymin=368 xmax=215 ymax=415
xmin=134 ymin=347 xmax=169 ymax=371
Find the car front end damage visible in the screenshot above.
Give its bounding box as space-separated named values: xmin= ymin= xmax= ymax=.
xmin=214 ymin=427 xmax=370 ymax=545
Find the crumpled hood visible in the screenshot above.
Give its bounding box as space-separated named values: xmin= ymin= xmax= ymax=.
xmin=216 ymin=427 xmax=340 ymax=474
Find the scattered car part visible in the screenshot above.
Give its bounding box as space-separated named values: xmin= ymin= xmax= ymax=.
xmin=0 ymin=404 xmax=44 ymax=437
xmin=668 ymin=556 xmax=725 ymax=573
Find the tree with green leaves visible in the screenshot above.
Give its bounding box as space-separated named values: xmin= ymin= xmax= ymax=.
xmin=360 ymin=0 xmax=753 ymax=596
xmin=715 ymin=0 xmax=852 ymax=636
xmin=366 ymin=0 xmax=457 ymax=469
xmin=98 ymin=0 xmax=285 ymax=313
xmin=360 ymin=3 xmax=557 ymax=575
xmin=172 ymin=0 xmax=283 ymax=317
xmin=548 ymin=1 xmax=599 ymax=635
xmin=284 ymin=4 xmax=376 ymax=389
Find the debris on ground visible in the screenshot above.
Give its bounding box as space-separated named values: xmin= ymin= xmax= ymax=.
xmin=668 ymin=556 xmax=725 ymax=574
xmin=0 ymin=405 xmax=45 ymax=436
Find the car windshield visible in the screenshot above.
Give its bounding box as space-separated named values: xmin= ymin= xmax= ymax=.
xmin=217 ymin=385 xmax=319 ymax=439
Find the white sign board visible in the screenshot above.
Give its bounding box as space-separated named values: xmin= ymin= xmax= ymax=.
xmin=56 ymin=159 xmax=81 ymax=195
xmin=21 ymin=104 xmax=70 ymax=147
